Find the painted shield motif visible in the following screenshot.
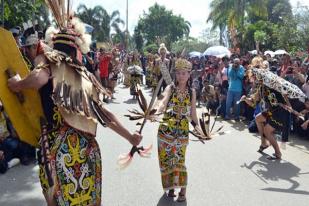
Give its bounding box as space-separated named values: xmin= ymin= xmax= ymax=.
xmin=252 ymin=68 xmax=307 ymax=102
xmin=0 ymin=28 xmax=44 ymax=147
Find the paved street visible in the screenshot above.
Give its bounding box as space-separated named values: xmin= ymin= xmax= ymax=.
xmin=0 ymin=85 xmax=309 ymax=206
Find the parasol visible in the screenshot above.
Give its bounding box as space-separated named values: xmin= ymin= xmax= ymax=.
xmin=189 ymin=51 xmax=202 ymax=58
xmin=249 ymin=50 xmax=258 ymax=55
xmin=264 ymin=50 xmax=275 ymax=57
xmin=274 ymin=49 xmax=288 ymax=55
xmin=203 ymin=46 xmax=231 ymax=58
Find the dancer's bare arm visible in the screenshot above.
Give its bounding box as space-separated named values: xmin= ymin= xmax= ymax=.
xmin=101 ymin=107 xmax=142 ymax=146
xmin=8 ymin=68 xmax=50 ymax=92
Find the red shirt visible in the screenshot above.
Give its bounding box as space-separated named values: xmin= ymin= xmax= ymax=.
xmin=99 ymin=55 xmax=112 ymax=78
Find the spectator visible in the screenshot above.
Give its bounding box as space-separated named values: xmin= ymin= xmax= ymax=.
xmin=0 ymin=102 xmax=20 ymax=173
xmin=302 ymin=76 xmax=309 ymax=98
xmin=294 ymin=98 xmax=309 ymax=139
xmin=22 ymin=34 xmax=40 ymax=70
xmin=83 ymin=51 xmax=96 ymax=74
xmin=225 ymin=58 xmax=245 ymax=121
xmin=99 ymin=48 xmax=112 ymax=102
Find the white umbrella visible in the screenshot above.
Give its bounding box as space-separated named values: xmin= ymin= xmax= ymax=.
xmin=264 ymin=50 xmax=275 ymax=57
xmin=189 ymin=51 xmax=202 ymax=58
xmin=249 ymin=50 xmax=258 ymax=55
xmin=203 ymin=46 xmax=231 ymax=58
xmin=274 ymin=49 xmax=288 ymax=55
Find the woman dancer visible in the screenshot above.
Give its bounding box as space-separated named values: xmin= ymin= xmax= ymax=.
xmin=155 ymin=58 xmax=198 ymax=202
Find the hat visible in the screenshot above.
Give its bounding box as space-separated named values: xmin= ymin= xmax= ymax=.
xmin=44 ymin=0 xmax=91 ymax=54
xmin=175 ymin=58 xmax=192 ymax=71
xmin=158 ymin=43 xmax=168 ymax=54
xmin=23 ymin=34 xmax=39 ymax=47
xmin=10 ymin=27 xmax=21 ymax=36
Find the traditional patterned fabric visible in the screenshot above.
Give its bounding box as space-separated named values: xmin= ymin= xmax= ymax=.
xmin=39 ymin=125 xmax=102 ymax=206
xmin=157 ymin=87 xmax=191 ymax=190
xmin=259 ymin=86 xmax=287 ymax=130
xmin=36 ymin=49 xmax=109 ymax=206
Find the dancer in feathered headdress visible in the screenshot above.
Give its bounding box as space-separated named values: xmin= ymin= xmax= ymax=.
xmin=239 ymin=57 xmax=306 ymax=160
xmin=8 ymin=1 xmax=142 ymax=205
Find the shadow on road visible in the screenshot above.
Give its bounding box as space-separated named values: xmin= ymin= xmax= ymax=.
xmin=157 ymin=193 xmax=187 ymax=206
xmin=288 ymin=136 xmax=309 ymax=155
xmin=0 ymin=164 xmax=44 ymax=206
xmin=123 ymin=98 xmax=137 ymax=104
xmin=242 ymin=155 xmax=309 ymax=195
xmin=228 ymin=120 xmax=247 ymax=131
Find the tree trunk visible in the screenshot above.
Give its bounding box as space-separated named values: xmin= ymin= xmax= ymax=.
xmin=256 ymin=41 xmax=260 ymax=54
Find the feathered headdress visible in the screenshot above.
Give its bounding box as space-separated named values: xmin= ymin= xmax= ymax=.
xmin=44 ymin=0 xmax=91 ymax=54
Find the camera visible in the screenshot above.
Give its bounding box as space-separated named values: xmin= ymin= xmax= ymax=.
xmin=286 ymin=67 xmax=293 ymax=74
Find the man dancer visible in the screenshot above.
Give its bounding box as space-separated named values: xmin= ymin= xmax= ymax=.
xmin=8 ymin=2 xmax=142 ymax=205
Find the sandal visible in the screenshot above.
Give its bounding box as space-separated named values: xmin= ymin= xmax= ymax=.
xmin=257 ymin=145 xmax=269 ymax=153
xmin=177 ymin=193 xmax=186 ymax=202
xmin=167 ymin=189 xmax=176 ymax=197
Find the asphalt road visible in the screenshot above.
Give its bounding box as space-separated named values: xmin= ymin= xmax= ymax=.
xmin=0 ymin=84 xmax=309 ymax=206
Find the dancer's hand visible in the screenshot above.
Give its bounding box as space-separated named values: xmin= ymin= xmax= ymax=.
xmin=128 ymin=131 xmax=142 ymax=146
xmin=301 ymin=121 xmax=308 ymax=130
xmin=8 ymin=75 xmax=22 ymax=92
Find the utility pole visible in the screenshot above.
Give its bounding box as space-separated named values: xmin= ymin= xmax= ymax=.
xmin=125 ymin=0 xmax=128 ymax=50
xmin=1 ymin=0 xmax=4 ymax=27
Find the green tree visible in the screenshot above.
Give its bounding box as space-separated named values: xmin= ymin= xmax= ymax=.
xmin=133 ymin=26 xmax=143 ymax=52
xmin=133 ymin=3 xmax=191 ymax=49
xmin=1 ymin=0 xmax=46 ymax=29
xmin=267 ymin=0 xmax=292 ymax=24
xmin=77 ymin=4 xmax=124 ymax=42
xmin=171 ymin=38 xmax=209 ymax=55
xmin=208 ymin=0 xmax=277 ymax=51
xmin=292 ymin=4 xmax=309 ymax=52
xmin=254 ymin=30 xmax=267 ymax=52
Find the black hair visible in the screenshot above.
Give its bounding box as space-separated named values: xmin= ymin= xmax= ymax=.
xmin=54 ymin=43 xmax=76 ymax=58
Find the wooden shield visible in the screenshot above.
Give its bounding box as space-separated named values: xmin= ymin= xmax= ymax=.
xmin=0 ymin=28 xmax=44 ymax=147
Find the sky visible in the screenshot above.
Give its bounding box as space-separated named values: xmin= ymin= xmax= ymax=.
xmin=74 ymin=0 xmax=309 ymax=38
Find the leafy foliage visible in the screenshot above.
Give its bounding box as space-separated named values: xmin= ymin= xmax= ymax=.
xmin=76 ymin=4 xmax=124 ymax=43
xmin=171 ymin=38 xmax=210 ymax=55
xmin=1 ymin=0 xmax=48 ymax=30
xmin=207 ymin=0 xmax=309 ymax=53
xmin=133 ymin=3 xmax=191 ymax=50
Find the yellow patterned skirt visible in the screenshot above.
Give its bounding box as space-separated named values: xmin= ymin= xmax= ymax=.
xmin=39 ymin=125 xmax=102 ymax=206
xmin=157 ymin=127 xmax=188 ymax=191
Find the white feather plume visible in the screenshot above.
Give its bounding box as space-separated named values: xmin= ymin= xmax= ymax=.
xmin=45 ymin=26 xmax=59 ymax=47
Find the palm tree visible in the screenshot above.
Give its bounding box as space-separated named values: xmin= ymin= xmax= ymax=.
xmin=106 ymin=10 xmax=125 ymax=44
xmin=207 ymin=0 xmax=269 ymax=50
xmin=77 ymin=4 xmax=124 ymax=43
xmin=207 ymin=0 xmax=235 ymax=46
